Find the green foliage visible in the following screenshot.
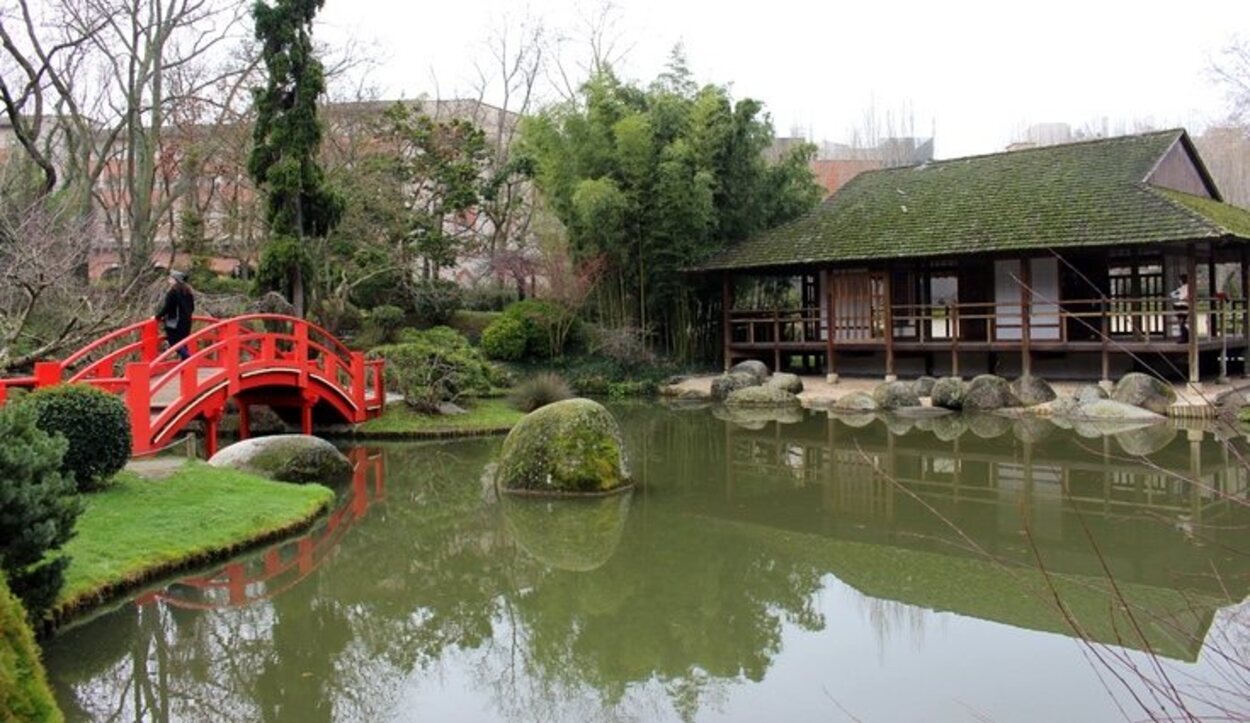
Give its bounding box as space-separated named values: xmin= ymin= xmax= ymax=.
xmin=367 ymin=305 xmax=406 ymax=344
xmin=607 ymin=380 xmax=656 ymax=399
xmin=248 ymin=0 xmax=343 ymax=311
xmin=407 ymin=278 xmax=463 ymax=327
xmin=370 ymin=327 xmax=495 ymax=412
xmin=0 ymin=404 xmax=81 ymax=617
xmin=462 ymin=285 xmax=518 ymax=311
xmin=448 ymin=310 xmax=501 ymax=344
xmin=519 ymin=50 xmax=823 ymax=358
xmin=509 ymin=372 xmax=574 ymax=413
xmin=0 ymin=575 xmax=63 ymax=722
xmin=25 ymin=385 xmax=131 ymax=492
xmin=504 ymin=299 xmax=579 ymax=360
xmin=481 ymin=314 xmax=529 ymax=361
xmin=381 ymin=103 xmax=492 ymax=276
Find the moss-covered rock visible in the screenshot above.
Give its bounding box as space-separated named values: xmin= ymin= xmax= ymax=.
xmin=0 ymin=576 xmax=63 ymax=723
xmin=930 ymin=377 xmax=967 ymax=410
xmin=710 ymin=372 xmax=760 ymax=401
xmin=872 ymin=381 xmax=921 ymax=410
xmin=729 ymin=360 xmax=770 ymax=383
xmin=1111 ymin=373 xmax=1177 ymax=415
xmin=725 ymin=385 xmax=802 ymax=408
xmin=502 ymin=493 xmax=631 ymax=571
xmin=912 ymin=376 xmax=937 ymax=397
xmin=495 ymin=398 xmax=630 ymax=495
xmin=1075 ymin=385 xmax=1109 ymax=405
xmin=1010 ymin=375 xmax=1057 ymax=406
xmin=832 ymin=391 xmax=878 ymax=412
xmin=964 ymin=375 xmax=1020 ymax=411
xmin=208 ymin=435 xmax=353 ymax=485
xmin=766 ymin=372 xmax=804 ymax=394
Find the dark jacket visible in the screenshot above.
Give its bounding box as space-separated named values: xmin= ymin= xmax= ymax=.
xmin=156 ymin=284 xmax=195 ymax=336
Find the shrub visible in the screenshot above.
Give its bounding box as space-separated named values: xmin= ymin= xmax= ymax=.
xmin=0 ymin=403 xmax=82 ymax=616
xmin=504 ymin=299 xmax=578 ymax=359
xmin=0 ymin=575 xmax=63 ymax=721
xmin=367 ymin=305 xmax=406 ymax=344
xmin=370 ymin=327 xmax=493 ymax=412
xmin=449 ymin=310 xmax=502 ymax=344
xmin=607 ymin=380 xmax=656 ymax=399
xmin=408 ymin=278 xmax=463 ymax=327
xmin=510 ymin=372 xmax=574 ymax=412
xmin=313 ymin=297 xmax=365 ymax=338
xmin=26 ymin=384 xmax=131 ymax=491
xmin=481 ymin=314 xmax=529 ymax=361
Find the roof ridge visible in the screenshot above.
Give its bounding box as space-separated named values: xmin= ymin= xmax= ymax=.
xmin=866 ymin=128 xmax=1186 ymax=172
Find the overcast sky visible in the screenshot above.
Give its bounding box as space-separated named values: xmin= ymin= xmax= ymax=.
xmin=318 ymin=0 xmax=1250 ymax=159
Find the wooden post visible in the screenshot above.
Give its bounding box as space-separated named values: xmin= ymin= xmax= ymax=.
xmin=825 ymin=269 xmax=837 ymax=382
xmin=950 ymin=304 xmax=960 ymax=378
xmin=772 ymin=309 xmax=782 ymax=373
xmin=238 ymin=402 xmax=251 ymax=440
xmin=721 ymin=273 xmax=732 ymax=372
xmin=125 ymin=362 xmax=151 ymax=455
xmin=204 ymin=411 xmax=221 ymax=458
xmin=1020 ymin=257 xmax=1032 ymax=377
xmin=1188 ymin=246 xmax=1199 ymax=384
xmin=1100 ymin=298 xmax=1110 ymax=384
xmin=1242 ymin=246 xmax=1250 ymax=378
xmin=301 ymin=391 xmax=316 ymax=436
xmin=33 ymin=361 xmax=62 ymax=389
xmin=350 ymin=352 xmax=367 ymax=422
xmin=883 ymin=268 xmax=896 ymax=381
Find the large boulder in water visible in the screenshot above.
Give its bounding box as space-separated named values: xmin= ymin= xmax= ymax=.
xmin=1111 ymin=373 xmax=1177 ymax=415
xmin=209 ymin=434 xmax=352 ymax=484
xmin=964 ymin=375 xmax=1020 ymax=411
xmin=1011 ymin=375 xmax=1056 ymax=406
xmin=872 ymin=381 xmax=921 ymax=410
xmin=726 ymin=385 xmax=802 ymax=409
xmin=833 ymin=391 xmax=878 ymax=412
xmin=930 ymin=377 xmax=967 ymax=410
xmin=495 ymin=398 xmax=630 ymax=495
xmin=711 ymin=372 xmax=760 ymax=401
xmin=729 ymin=360 xmax=770 ymax=383
xmin=913 ymin=376 xmax=937 ymax=397
xmin=766 ymin=372 xmax=804 ymax=394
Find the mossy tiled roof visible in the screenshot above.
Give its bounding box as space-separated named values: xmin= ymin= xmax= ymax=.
xmin=701 ymin=129 xmax=1250 ymax=271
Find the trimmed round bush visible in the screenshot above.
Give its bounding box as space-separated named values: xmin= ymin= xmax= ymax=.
xmin=481 ymin=314 xmax=529 ymax=361
xmin=370 ymin=327 xmax=495 ymax=412
xmin=26 ymin=384 xmax=131 ymax=491
xmin=504 ymin=299 xmax=577 ymax=359
xmin=408 ymin=278 xmax=463 ymax=327
xmin=496 ymin=398 xmax=630 ymax=495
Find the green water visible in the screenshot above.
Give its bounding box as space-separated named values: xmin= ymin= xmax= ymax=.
xmin=42 ymin=404 xmax=1250 ymax=722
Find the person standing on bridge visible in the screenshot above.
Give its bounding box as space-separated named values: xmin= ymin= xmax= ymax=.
xmin=156 ymin=271 xmax=195 ymax=360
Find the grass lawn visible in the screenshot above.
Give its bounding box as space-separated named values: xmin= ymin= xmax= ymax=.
xmin=53 ymin=463 xmax=333 ymax=621
xmin=351 ymin=398 xmax=523 ymax=438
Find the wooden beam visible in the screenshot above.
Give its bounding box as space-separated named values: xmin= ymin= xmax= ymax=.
xmin=883 ymin=267 xmax=896 ymax=380
xmin=721 ymin=273 xmax=732 ymax=371
xmin=1188 ymin=246 xmax=1199 ymax=384
xmin=1242 ymin=246 xmax=1250 ymax=378
xmin=825 ymin=269 xmax=837 ymax=381
xmin=1020 ymin=257 xmax=1032 ymax=377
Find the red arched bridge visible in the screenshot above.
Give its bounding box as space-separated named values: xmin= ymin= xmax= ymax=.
xmin=0 ymin=315 xmax=385 ymax=456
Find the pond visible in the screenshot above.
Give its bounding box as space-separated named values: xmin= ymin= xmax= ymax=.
xmin=42 ymin=404 xmax=1250 ymax=722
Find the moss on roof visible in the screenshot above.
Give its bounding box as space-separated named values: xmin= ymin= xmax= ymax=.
xmin=702 ymin=129 xmax=1250 ymax=271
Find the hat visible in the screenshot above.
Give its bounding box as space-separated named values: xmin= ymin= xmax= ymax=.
xmin=170 ymin=270 xmax=187 ymax=282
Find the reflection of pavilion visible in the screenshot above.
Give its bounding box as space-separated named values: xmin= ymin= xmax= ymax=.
xmin=134 ymin=448 xmax=386 ymax=611
xmin=715 ymin=413 xmax=1250 ymax=661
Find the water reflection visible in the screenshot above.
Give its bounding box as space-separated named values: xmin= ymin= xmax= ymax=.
xmin=43 ymin=408 xmax=1250 ymax=722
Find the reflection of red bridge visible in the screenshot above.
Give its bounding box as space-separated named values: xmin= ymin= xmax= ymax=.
xmin=135 ymin=448 xmax=386 ymax=610
xmin=0 ymin=315 xmax=385 ymax=456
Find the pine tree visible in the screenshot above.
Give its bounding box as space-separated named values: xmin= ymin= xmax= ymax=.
xmin=0 ymin=404 xmax=82 ymax=616
xmin=247 ymin=0 xmax=343 ymax=317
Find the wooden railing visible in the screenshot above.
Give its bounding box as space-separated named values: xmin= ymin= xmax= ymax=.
xmin=729 ymin=296 xmax=1250 ymax=347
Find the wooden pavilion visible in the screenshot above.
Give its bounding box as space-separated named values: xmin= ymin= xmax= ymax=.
xmin=698 ymin=129 xmax=1250 ymax=382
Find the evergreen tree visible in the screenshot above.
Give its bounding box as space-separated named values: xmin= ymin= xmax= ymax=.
xmin=247 ymin=0 xmax=343 ymax=317
xmin=0 ymin=404 xmax=82 ymax=617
